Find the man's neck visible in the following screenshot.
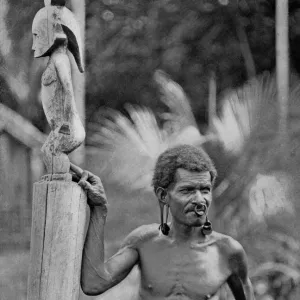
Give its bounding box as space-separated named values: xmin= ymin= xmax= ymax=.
xmin=169 ymin=221 xmax=208 ymax=243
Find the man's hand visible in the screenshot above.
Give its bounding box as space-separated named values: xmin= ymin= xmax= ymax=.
xmin=70 ymin=164 xmax=107 ymax=211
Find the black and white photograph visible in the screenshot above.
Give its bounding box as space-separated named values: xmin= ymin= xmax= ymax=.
xmin=0 ymin=0 xmax=299 ymax=299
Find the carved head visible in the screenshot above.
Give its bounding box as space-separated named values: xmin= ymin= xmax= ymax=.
xmin=32 ymin=1 xmax=84 ymax=72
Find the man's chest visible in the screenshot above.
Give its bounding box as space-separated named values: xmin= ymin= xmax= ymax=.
xmin=138 ymin=242 xmax=230 ymax=298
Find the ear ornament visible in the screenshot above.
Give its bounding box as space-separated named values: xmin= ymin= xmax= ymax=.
xmin=159 ymin=201 xmax=170 ymax=235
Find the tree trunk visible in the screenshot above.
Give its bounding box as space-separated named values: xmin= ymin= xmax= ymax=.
xmin=276 ymin=0 xmax=289 ymax=142
xmin=236 ymin=19 xmax=256 ymax=79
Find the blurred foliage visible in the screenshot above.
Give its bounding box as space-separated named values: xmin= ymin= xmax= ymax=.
xmin=2 ymin=0 xmax=300 ymax=127
xmin=83 ymin=0 xmax=298 ymax=125
xmin=85 ymin=0 xmax=272 ymax=122
xmin=0 ymin=0 xmax=46 ymax=130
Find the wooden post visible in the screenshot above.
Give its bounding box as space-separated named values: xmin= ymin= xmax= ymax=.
xmin=28 ymin=1 xmax=87 ymax=299
xmin=27 ymin=177 xmax=87 ymax=300
xmin=69 ymin=0 xmax=86 ymax=167
xmin=276 ymin=0 xmax=289 ymax=141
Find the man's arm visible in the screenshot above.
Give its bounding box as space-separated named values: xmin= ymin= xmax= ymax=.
xmin=76 ymin=171 xmax=139 ymax=296
xmin=81 ymin=208 xmax=139 ymax=295
xmin=227 ymin=239 xmax=255 ymax=300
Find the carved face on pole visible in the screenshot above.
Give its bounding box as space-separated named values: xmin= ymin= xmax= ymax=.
xmin=32 ymin=3 xmax=84 ymax=73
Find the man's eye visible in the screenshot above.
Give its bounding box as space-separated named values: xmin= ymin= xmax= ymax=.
xmin=181 ymin=188 xmax=193 ymax=193
xmin=201 ymin=188 xmax=211 ymax=194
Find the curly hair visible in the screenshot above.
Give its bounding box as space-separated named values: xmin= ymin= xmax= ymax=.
xmin=152 ymin=144 xmax=217 ymax=191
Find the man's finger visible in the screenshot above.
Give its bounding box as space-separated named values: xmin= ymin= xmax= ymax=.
xmin=70 ymin=163 xmax=102 ymax=185
xmin=78 ymin=180 xmax=92 ymax=191
xmin=88 ymin=172 xmax=101 ymax=185
xmin=70 ymin=162 xmax=84 ymax=177
xmin=80 ymin=170 xmax=89 ymax=183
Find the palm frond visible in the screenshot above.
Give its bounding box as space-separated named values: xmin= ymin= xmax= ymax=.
xmin=212 ymin=72 xmax=300 ymax=229
xmin=88 ymin=105 xmax=168 ymax=191
xmin=154 ymin=69 xmax=202 ymax=136
xmin=88 ymin=106 xmax=165 ymax=191
xmin=213 ymin=72 xmax=277 ymax=155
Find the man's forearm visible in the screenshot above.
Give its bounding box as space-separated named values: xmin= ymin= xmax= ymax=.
xmin=81 ymin=206 xmax=111 ymax=295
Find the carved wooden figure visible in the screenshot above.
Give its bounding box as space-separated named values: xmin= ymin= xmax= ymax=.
xmin=32 ymin=0 xmax=85 ymax=175
xmin=27 ymin=1 xmax=88 ymax=300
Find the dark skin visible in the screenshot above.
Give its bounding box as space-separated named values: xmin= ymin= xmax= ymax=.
xmin=76 ymin=168 xmax=255 ymax=300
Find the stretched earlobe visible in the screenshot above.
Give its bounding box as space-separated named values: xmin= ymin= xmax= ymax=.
xmin=159 ymin=202 xmax=170 ymax=235
xmin=156 ymin=187 xmax=168 ymax=204
xmin=201 ymin=216 xmax=212 ymax=236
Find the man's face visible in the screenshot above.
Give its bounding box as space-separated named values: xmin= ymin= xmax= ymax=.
xmin=167 ymin=168 xmax=212 ymax=227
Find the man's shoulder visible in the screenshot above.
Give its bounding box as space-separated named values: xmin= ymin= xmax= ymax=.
xmin=121 ymin=223 xmax=160 ymax=249
xmin=213 ymin=232 xmax=249 ymax=275
xmin=212 ymin=231 xmax=245 ymax=255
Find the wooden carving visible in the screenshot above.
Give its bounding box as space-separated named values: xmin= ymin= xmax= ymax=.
xmin=32 ymin=0 xmax=85 ymax=177
xmin=27 ymin=2 xmax=88 ymax=299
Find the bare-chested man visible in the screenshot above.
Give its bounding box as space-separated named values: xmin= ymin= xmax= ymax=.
xmin=78 ymin=144 xmax=255 ymax=300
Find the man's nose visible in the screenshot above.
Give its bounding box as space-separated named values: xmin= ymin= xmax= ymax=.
xmin=192 ymin=190 xmax=205 ymax=204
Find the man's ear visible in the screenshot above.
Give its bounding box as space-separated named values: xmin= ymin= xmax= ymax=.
xmin=155 ymin=187 xmax=168 ymax=205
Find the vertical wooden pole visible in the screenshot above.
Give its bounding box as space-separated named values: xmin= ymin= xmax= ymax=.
xmin=28 ymin=2 xmax=88 ymax=299
xmin=27 ymin=177 xmax=88 ymax=300
xmin=276 ymin=0 xmax=289 ymax=140
xmin=69 ymin=0 xmax=86 ymax=167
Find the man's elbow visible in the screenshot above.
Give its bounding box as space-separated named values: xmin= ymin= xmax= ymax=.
xmin=81 ymin=283 xmax=101 ymax=296
xmin=80 ymin=279 xmax=109 ymax=296
xmin=81 ymin=284 xmax=98 ymax=296
xmin=80 ymin=270 xmax=112 ymax=296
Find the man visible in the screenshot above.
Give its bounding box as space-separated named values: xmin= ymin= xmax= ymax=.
xmin=78 ymin=144 xmax=255 ymax=300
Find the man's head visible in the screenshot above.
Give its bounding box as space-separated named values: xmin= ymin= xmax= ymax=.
xmin=152 ymin=144 xmax=217 ymax=227
xmin=152 ymin=144 xmax=217 ymax=192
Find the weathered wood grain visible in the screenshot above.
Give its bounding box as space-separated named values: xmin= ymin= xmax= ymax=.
xmin=28 ymin=181 xmax=88 ymax=300
xmin=28 ymin=3 xmax=88 ymax=300
xmin=27 ymin=181 xmax=48 ymax=300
